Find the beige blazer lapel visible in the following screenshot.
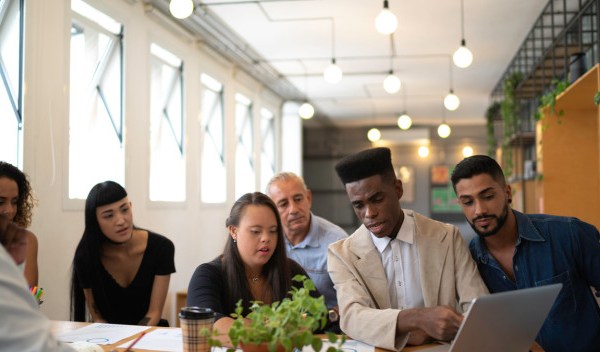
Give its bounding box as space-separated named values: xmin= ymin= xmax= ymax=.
xmin=350 ymin=226 xmax=392 ymax=309
xmin=412 ymin=211 xmax=450 ymax=307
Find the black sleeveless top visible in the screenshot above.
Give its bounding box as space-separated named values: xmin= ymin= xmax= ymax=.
xmin=76 ymin=231 xmax=175 ymax=324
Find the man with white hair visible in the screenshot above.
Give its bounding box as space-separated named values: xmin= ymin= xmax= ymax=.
xmin=266 ymin=172 xmax=347 ymax=330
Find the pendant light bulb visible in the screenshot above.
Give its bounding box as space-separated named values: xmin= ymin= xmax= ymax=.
xmin=444 ymin=90 xmax=460 ymax=111
xmin=462 ymin=146 xmax=474 ymax=157
xmin=367 ymin=128 xmax=382 ymax=142
xmin=418 ymin=146 xmax=430 ymax=158
xmin=453 ymin=40 xmax=473 ymax=68
xmin=383 ymin=72 xmax=401 ymax=94
xmin=375 ymin=1 xmax=398 ymax=35
xmin=324 ymin=59 xmax=343 ymax=84
xmin=169 ymin=0 xmax=194 ymax=19
xmin=397 ymin=113 xmax=412 ymax=130
xmin=298 ymin=102 xmax=315 ymax=119
xmin=437 ymin=123 xmax=452 ymax=138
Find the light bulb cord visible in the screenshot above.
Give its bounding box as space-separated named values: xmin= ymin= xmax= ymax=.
xmin=460 ymin=0 xmax=466 ymax=41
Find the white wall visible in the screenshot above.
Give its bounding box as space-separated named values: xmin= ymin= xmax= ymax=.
xmin=20 ymin=0 xmax=295 ymax=324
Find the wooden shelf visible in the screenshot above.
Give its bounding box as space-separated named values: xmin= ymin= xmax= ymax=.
xmin=508 ymin=131 xmax=536 ymax=147
xmin=536 ymin=64 xmax=600 ymax=229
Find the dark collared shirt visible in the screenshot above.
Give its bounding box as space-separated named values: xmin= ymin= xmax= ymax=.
xmin=470 ymin=210 xmax=600 ymax=352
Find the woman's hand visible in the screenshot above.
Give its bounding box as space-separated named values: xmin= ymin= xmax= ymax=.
xmin=0 ymin=217 xmax=28 ymax=265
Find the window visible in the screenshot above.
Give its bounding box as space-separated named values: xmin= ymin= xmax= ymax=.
xmin=259 ymin=107 xmax=275 ymax=192
xmin=69 ymin=0 xmax=124 ymax=199
xmin=234 ymin=93 xmax=255 ymax=199
xmin=149 ymin=43 xmax=185 ymax=202
xmin=0 ymin=0 xmax=24 ymax=166
xmin=200 ymin=73 xmax=226 ymax=203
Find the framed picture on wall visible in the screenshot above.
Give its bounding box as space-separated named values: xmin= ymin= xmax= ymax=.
xmin=431 ymin=186 xmax=461 ymax=213
xmin=430 ymin=165 xmax=462 ymax=218
xmin=431 ymin=165 xmax=450 ymax=185
xmin=396 ymin=165 xmax=415 ymax=203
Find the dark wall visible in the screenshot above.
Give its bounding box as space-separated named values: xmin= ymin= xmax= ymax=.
xmin=302 ymin=124 xmax=488 ymax=236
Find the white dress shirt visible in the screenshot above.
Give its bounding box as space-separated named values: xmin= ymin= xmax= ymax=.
xmin=371 ymin=209 xmax=424 ymax=310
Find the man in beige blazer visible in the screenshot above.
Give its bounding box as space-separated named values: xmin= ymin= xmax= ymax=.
xmin=328 ymin=147 xmax=487 ymax=351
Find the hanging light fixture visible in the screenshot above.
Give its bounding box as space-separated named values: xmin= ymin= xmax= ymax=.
xmin=418 ymin=146 xmax=430 ymax=158
xmin=298 ymin=65 xmax=314 ymax=119
xmin=444 ymin=60 xmax=460 ymax=111
xmin=375 ymin=0 xmax=398 ymax=35
xmin=324 ymin=21 xmax=343 ymax=84
xmin=438 ymin=103 xmax=451 ymax=138
xmin=397 ymin=113 xmax=412 ymax=130
xmin=437 ymin=123 xmax=451 ymax=138
xmin=383 ymin=35 xmax=401 ymax=94
xmin=324 ymin=58 xmax=343 ymax=84
xmin=298 ymin=102 xmax=315 ymax=119
xmin=397 ymin=85 xmax=411 ymax=130
xmin=453 ymin=0 xmax=473 ymax=68
xmin=462 ymin=145 xmax=474 ymax=157
xmin=444 ymin=90 xmax=460 ymax=111
xmin=367 ymin=128 xmax=382 ymax=142
xmin=383 ymin=71 xmax=401 ymax=94
xmin=169 ymin=0 xmax=194 ymax=19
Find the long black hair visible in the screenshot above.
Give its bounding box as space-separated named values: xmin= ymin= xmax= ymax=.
xmin=70 ymin=181 xmax=128 ymax=321
xmin=221 ymin=192 xmax=291 ymax=314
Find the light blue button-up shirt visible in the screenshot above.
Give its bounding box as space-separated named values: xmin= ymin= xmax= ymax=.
xmin=285 ymin=213 xmax=347 ymax=308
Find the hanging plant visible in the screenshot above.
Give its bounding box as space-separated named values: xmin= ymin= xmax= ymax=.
xmin=535 ymin=79 xmax=569 ymax=123
xmin=500 ymin=72 xmax=522 ymax=178
xmin=485 ymin=102 xmax=501 ymax=157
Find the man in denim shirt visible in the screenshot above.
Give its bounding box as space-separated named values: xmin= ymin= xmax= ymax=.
xmin=451 ymin=155 xmax=600 ymax=352
xmin=266 ymin=172 xmax=347 ymax=330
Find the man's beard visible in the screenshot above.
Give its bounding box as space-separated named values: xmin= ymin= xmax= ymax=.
xmin=467 ymin=204 xmax=510 ymax=238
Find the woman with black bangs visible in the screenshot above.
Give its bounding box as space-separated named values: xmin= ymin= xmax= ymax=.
xmin=70 ymin=181 xmax=175 ymax=326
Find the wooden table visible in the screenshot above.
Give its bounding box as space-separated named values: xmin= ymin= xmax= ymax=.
xmin=51 ymin=321 xmax=165 ymax=352
xmin=51 ymin=321 xmax=539 ymax=352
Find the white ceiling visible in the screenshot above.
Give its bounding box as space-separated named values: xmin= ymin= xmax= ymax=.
xmin=187 ymin=0 xmax=548 ymax=128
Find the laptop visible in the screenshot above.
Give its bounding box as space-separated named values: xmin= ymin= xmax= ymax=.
xmin=420 ymin=283 xmax=562 ymax=352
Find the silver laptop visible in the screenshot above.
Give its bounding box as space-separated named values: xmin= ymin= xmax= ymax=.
xmin=421 ymin=283 xmax=562 ymax=352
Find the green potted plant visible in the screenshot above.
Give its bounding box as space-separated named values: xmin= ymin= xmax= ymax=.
xmin=208 ymin=275 xmax=345 ymax=352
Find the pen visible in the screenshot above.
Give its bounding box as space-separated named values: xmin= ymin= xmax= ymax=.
xmin=124 ymin=331 xmax=146 ymax=351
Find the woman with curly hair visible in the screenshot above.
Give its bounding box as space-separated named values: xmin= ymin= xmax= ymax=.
xmin=0 ymin=161 xmax=38 ymax=287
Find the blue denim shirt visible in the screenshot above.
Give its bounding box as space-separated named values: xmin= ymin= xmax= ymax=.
xmin=285 ymin=213 xmax=347 ymax=309
xmin=469 ymin=210 xmax=600 ymax=352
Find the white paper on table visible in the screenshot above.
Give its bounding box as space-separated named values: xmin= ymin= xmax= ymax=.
xmin=302 ymin=339 xmax=375 ymax=352
xmin=117 ymin=328 xmax=184 ymax=352
xmin=214 ymin=339 xmax=374 ymax=352
xmin=56 ymin=323 xmax=149 ymax=345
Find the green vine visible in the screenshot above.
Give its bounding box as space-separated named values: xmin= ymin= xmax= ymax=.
xmin=535 ymin=79 xmax=569 ymax=123
xmin=485 ymin=102 xmax=501 ymax=157
xmin=500 ymin=72 xmax=522 ymax=178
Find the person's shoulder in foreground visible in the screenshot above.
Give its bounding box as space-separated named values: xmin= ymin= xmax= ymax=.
xmin=329 ymin=147 xmax=487 ymax=351
xmin=0 ymin=216 xmax=75 ymax=351
xmin=451 ymin=154 xmax=600 ymax=352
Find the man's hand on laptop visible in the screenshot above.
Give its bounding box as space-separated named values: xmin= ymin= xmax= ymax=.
xmin=397 ymin=305 xmax=463 ymax=342
xmin=415 ymin=306 xmax=463 ymax=341
xmin=406 ymin=329 xmax=431 ymax=346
